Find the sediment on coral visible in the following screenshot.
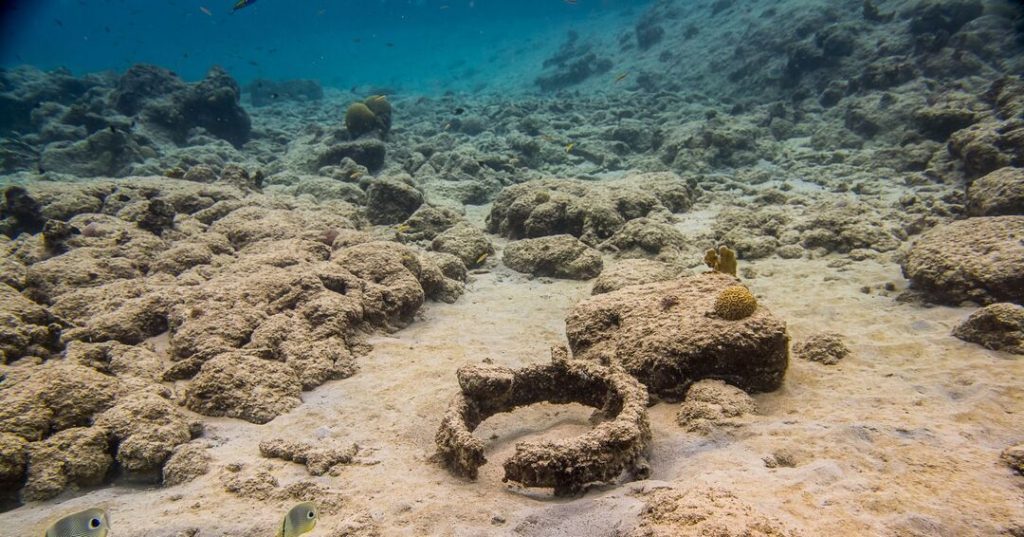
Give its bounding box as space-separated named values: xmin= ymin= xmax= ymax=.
xmin=435 ymin=352 xmax=651 ymax=496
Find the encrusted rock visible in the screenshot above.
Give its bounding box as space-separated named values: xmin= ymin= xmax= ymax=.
xmin=435 ymin=357 xmax=650 ymax=496
xmin=162 ymin=442 xmax=211 ymax=486
xmin=430 ymin=222 xmax=494 ymax=268
xmin=901 ymin=216 xmax=1024 ymax=305
xmin=967 ymin=167 xmax=1024 ymax=217
xmin=592 ymin=259 xmax=684 ymax=295
xmin=566 ymin=272 xmax=789 ymax=400
xmin=258 ymin=438 xmax=358 ymax=476
xmin=0 ymin=283 xmax=63 ymax=363
xmin=625 ymin=486 xmax=799 ymax=537
xmin=182 ymin=352 xmax=302 ymax=424
xmin=793 ymin=331 xmax=851 ymax=365
xmin=1003 ymin=444 xmax=1024 ymax=475
xmin=22 ymin=426 xmax=112 ymax=501
xmin=952 ymin=303 xmax=1024 ymax=355
xmin=503 ymin=235 xmax=604 ymax=280
xmin=676 ymin=380 xmax=756 ymax=434
xmin=486 ymin=175 xmax=692 ymax=246
xmin=0 ymin=360 xmax=119 ymax=441
xmin=365 ymin=179 xmax=423 ymax=225
xmin=94 ymin=390 xmax=193 ymax=473
xmin=0 ymin=432 xmax=28 ymax=493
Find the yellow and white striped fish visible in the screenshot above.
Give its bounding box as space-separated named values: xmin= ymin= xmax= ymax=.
xmin=44 ymin=508 xmax=109 ymax=537
xmin=277 ymin=502 xmax=318 ymax=537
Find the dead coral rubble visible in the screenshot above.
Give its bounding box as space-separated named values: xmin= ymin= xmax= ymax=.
xmin=435 ymin=354 xmax=651 ymax=496
xmin=259 ymin=438 xmax=359 ymax=476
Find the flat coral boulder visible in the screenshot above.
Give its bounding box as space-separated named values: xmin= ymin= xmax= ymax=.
xmin=566 ymin=272 xmax=789 ymax=400
xmin=901 ymin=216 xmax=1024 ymax=305
xmin=503 ymin=235 xmax=603 ymax=280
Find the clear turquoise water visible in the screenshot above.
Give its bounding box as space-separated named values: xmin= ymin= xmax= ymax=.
xmin=0 ymin=0 xmax=646 ymax=93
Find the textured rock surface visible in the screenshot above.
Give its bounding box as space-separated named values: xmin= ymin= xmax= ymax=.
xmin=181 ymin=351 xmax=302 ymax=424
xmin=22 ymin=427 xmax=112 ymax=501
xmin=952 ymin=303 xmax=1024 ymax=355
xmin=625 ymin=486 xmax=798 ymax=537
xmin=259 ymin=438 xmax=358 ymax=476
xmin=592 ymin=259 xmax=684 ymax=295
xmin=566 ymin=272 xmax=789 ymax=400
xmin=365 ymin=179 xmax=423 ymax=225
xmin=435 ymin=356 xmax=650 ymax=496
xmin=94 ymin=391 xmax=193 ymax=473
xmin=162 ymin=442 xmax=211 ymax=486
xmin=487 ymin=175 xmax=692 ymax=246
xmin=793 ymin=332 xmax=851 ymax=365
xmin=430 ymin=222 xmax=494 ymax=268
xmin=503 ymin=235 xmax=604 ymax=280
xmin=676 ymin=379 xmax=756 ymax=434
xmin=901 ymin=216 xmax=1024 ymax=305
xmin=967 ymin=167 xmax=1024 ymax=217
xmin=0 ymin=361 xmax=119 ymax=441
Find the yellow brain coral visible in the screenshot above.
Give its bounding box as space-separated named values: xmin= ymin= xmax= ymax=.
xmin=713 ymin=285 xmax=757 ymax=320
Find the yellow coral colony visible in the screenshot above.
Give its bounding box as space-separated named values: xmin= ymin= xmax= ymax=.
xmin=704 ymin=245 xmax=737 ymax=276
xmin=713 ymin=285 xmax=757 ymax=320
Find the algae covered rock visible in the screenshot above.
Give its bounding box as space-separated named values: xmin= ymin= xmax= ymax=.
xmin=793 ymin=332 xmax=851 ymax=365
xmin=162 ymin=442 xmax=211 ymax=486
xmin=967 ymin=167 xmax=1024 ymax=217
xmin=566 ymin=272 xmax=789 ymax=400
xmin=676 ymin=379 xmax=756 ymax=434
xmin=365 ymin=178 xmax=423 ymax=225
xmin=503 ymin=235 xmax=604 ymax=280
xmin=901 ymin=216 xmax=1024 ymax=305
xmin=182 ymin=351 xmax=302 ymax=424
xmin=22 ymin=426 xmax=112 ymax=501
xmin=94 ymin=390 xmax=193 ymax=473
xmin=0 ymin=360 xmax=119 ymax=441
xmin=952 ymin=303 xmax=1024 ymax=354
xmin=591 ymin=258 xmax=683 ymax=295
xmin=430 ymin=222 xmax=494 ymax=268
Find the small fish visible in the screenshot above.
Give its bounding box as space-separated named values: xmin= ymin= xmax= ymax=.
xmin=614 ymin=72 xmax=629 ymax=83
xmin=44 ymin=508 xmax=109 ymax=537
xmin=453 ymin=107 xmax=465 ymax=115
xmin=539 ymin=134 xmax=556 ymax=143
xmin=565 ymin=142 xmax=576 ymax=154
xmin=564 ymin=0 xmax=577 ymax=5
xmin=277 ymin=502 xmax=318 ymax=537
xmin=475 ymin=252 xmax=489 ymax=264
xmin=200 ymin=6 xmax=212 ymax=16
xmin=395 ymin=223 xmax=412 ymax=233
xmin=232 ymin=0 xmax=256 ymax=12
xmin=443 ymin=122 xmax=452 ymax=131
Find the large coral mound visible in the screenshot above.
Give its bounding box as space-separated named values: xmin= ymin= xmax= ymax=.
xmin=901 ymin=216 xmax=1024 ymax=305
xmin=566 ymin=272 xmax=789 ymax=400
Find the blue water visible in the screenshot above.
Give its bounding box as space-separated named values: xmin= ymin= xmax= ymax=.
xmin=0 ymin=0 xmax=645 ymax=93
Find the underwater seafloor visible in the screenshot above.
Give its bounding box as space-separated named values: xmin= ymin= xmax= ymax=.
xmin=2 ymin=0 xmax=1024 ymax=535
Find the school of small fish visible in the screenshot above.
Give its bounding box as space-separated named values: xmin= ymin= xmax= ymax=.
xmin=41 ymin=503 xmax=317 ymax=537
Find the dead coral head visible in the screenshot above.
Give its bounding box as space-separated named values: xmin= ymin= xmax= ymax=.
xmin=712 ymin=284 xmax=757 ymax=320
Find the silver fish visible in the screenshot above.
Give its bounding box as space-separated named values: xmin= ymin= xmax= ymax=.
xmin=278 ymin=501 xmax=318 ymax=537
xmin=44 ymin=508 xmax=109 ymax=537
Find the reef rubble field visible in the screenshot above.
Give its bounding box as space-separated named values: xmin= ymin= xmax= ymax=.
xmin=1 ymin=0 xmax=1024 ymax=535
